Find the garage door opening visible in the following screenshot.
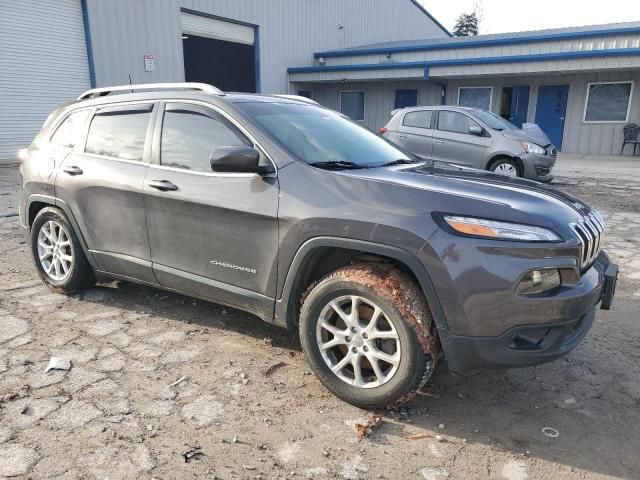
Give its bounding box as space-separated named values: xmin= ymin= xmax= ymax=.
xmin=181 ymin=9 xmax=257 ymax=93
xmin=183 ymin=35 xmax=255 ymax=92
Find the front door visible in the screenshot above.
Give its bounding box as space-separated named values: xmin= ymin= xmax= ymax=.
xmin=535 ymin=85 xmax=569 ymax=150
xmin=432 ymin=110 xmax=487 ymax=168
xmin=143 ymin=102 xmax=279 ymax=318
xmin=509 ymin=85 xmax=530 ymax=128
xmin=55 ymin=103 xmax=155 ymax=283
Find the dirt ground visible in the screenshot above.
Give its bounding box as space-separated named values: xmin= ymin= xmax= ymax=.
xmin=1 ymin=159 xmax=639 ymax=480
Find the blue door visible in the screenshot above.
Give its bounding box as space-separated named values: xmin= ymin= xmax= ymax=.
xmin=395 ymin=89 xmax=418 ymax=109
xmin=509 ymin=85 xmax=530 ymax=128
xmin=535 ymin=85 xmax=569 ymax=150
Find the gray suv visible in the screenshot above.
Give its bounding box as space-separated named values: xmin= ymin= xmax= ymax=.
xmin=19 ymin=83 xmax=617 ymax=408
xmin=381 ymin=106 xmax=556 ymax=181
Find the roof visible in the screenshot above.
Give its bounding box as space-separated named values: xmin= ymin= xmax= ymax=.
xmin=314 ymin=20 xmax=640 ymax=58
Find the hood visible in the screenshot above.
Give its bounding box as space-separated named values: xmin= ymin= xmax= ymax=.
xmin=501 ymin=123 xmax=552 ymax=147
xmin=341 ymin=161 xmax=591 ymax=229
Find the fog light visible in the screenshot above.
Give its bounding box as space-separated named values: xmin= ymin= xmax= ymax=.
xmin=516 ymin=269 xmax=561 ymax=295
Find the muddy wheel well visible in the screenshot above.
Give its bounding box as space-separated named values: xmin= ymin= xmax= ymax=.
xmin=487 ymin=155 xmax=523 ymax=175
xmin=287 ymin=246 xmax=420 ymax=329
xmin=28 ymin=201 xmax=51 ymax=226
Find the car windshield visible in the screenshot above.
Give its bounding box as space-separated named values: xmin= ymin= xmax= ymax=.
xmin=235 ymin=101 xmax=416 ymax=168
xmin=472 ymin=109 xmax=517 ymax=131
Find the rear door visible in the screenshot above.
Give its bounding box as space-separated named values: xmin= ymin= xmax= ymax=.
xmin=143 ymin=101 xmax=279 ymax=317
xmin=394 ymin=110 xmax=435 ymax=159
xmin=432 ymin=110 xmax=487 ymax=168
xmin=55 ymin=102 xmax=156 ymax=283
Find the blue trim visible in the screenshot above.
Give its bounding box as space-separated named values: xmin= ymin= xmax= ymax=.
xmin=314 ymin=25 xmax=640 ymax=59
xmin=80 ymin=0 xmax=96 ymax=88
xmin=254 ymin=25 xmax=261 ymax=93
xmin=289 ymin=48 xmax=640 ymax=76
xmin=409 ymin=0 xmax=452 ymax=37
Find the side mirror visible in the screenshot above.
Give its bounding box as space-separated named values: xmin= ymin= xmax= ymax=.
xmin=469 ymin=125 xmax=483 ymax=135
xmin=210 ymin=146 xmax=271 ymax=174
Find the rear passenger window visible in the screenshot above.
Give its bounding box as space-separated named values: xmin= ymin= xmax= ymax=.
xmin=437 ymin=111 xmax=478 ymax=135
xmin=85 ymin=106 xmax=151 ymax=161
xmin=403 ymin=111 xmax=433 ymax=129
xmin=50 ymin=110 xmax=90 ymax=149
xmin=160 ymin=105 xmax=250 ymax=173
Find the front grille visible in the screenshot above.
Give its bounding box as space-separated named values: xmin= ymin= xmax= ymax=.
xmin=570 ymin=210 xmax=605 ymax=270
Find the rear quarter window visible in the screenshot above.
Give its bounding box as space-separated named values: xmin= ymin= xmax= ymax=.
xmin=50 ymin=110 xmax=91 ymax=149
xmin=402 ymin=110 xmax=433 ymax=129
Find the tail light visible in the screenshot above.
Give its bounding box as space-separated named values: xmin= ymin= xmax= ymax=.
xmin=378 ymin=127 xmax=387 ymax=135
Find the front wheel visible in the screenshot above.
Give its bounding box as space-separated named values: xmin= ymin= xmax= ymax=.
xmin=299 ymin=264 xmax=439 ymax=409
xmin=30 ymin=207 xmax=95 ymax=294
xmin=489 ymin=158 xmax=521 ymax=177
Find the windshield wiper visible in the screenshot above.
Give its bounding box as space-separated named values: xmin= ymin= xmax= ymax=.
xmin=309 ymin=161 xmax=365 ymax=170
xmin=379 ymin=158 xmax=422 ymax=167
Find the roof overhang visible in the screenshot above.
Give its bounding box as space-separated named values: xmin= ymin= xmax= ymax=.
xmin=288 ymin=48 xmax=640 ymax=82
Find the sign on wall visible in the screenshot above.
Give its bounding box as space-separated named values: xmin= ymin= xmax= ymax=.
xmin=144 ymin=54 xmax=155 ymax=72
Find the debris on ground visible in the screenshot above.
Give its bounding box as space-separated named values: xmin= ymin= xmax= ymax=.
xmin=542 ymin=427 xmax=560 ymax=438
xmin=166 ymin=375 xmax=187 ymax=388
xmin=265 ymin=362 xmax=288 ymax=376
xmin=44 ymin=357 xmax=71 ymax=373
xmin=183 ymin=445 xmax=205 ymax=463
xmin=408 ymin=433 xmax=431 ymax=440
xmin=354 ymin=415 xmax=382 ymax=440
xmin=435 ymin=434 xmax=445 ymax=442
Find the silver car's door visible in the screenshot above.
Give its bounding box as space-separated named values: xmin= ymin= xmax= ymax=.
xmin=55 ymin=102 xmax=156 ymax=283
xmin=432 ymin=110 xmax=488 ymax=167
xmin=143 ymin=102 xmax=279 ymax=318
xmin=394 ymin=110 xmax=435 ymax=159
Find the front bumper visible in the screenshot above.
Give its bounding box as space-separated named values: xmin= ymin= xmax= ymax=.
xmin=437 ymin=252 xmax=616 ymax=372
xmin=521 ymin=152 xmax=556 ymax=182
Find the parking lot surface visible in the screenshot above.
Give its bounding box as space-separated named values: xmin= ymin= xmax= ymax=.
xmin=1 ymin=158 xmax=639 ymax=479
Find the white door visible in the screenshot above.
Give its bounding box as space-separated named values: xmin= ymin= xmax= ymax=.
xmin=0 ymin=0 xmax=91 ymax=163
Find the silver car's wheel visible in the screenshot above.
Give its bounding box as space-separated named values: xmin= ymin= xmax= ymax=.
xmin=316 ymin=295 xmax=401 ymax=389
xmin=37 ymin=220 xmax=73 ymax=281
xmin=493 ymin=162 xmax=518 ymax=176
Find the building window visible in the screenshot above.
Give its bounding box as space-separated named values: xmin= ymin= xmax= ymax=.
xmin=584 ymin=81 xmax=633 ymax=123
xmin=395 ymin=89 xmax=418 ymax=109
xmin=340 ymin=91 xmax=365 ymax=121
xmin=458 ymin=87 xmax=492 ymax=111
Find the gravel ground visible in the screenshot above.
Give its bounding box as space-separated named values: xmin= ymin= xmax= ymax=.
xmin=0 ymin=160 xmax=639 ymax=479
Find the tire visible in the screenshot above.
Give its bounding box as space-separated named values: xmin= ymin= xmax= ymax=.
xmin=299 ymin=263 xmax=439 ymax=409
xmin=489 ymin=157 xmax=522 ymax=177
xmin=30 ymin=207 xmax=94 ymax=294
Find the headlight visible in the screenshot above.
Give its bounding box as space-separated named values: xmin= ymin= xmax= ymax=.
xmin=443 ymin=215 xmax=561 ymax=242
xmin=520 ymin=141 xmax=546 ymax=155
xmin=516 ymin=269 xmax=561 ymax=295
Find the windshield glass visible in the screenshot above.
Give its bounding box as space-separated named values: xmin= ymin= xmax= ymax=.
xmin=472 ymin=109 xmax=517 ymax=131
xmin=235 ymin=102 xmax=414 ymax=167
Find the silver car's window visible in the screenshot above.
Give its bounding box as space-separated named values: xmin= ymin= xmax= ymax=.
xmin=50 ymin=110 xmax=91 ymax=149
xmin=160 ymin=105 xmax=250 ymax=172
xmin=402 ymin=111 xmax=433 ymax=129
xmin=437 ymin=111 xmax=479 ymax=135
xmin=85 ymin=107 xmax=151 ymax=161
xmin=236 ymin=102 xmax=412 ymax=167
xmin=473 ymin=109 xmax=516 ymax=131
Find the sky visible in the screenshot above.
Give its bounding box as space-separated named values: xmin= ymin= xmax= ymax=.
xmin=418 ymin=0 xmax=638 ymax=35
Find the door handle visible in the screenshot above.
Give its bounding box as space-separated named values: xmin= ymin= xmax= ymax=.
xmin=148 ymin=180 xmax=179 ymax=192
xmin=62 ymin=165 xmax=83 ymax=176
xmin=435 ymin=140 xmax=445 ymax=144
xmin=398 ymin=134 xmax=408 ymax=139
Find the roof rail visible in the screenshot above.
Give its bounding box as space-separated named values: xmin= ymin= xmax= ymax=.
xmin=77 ymin=82 xmax=224 ymax=100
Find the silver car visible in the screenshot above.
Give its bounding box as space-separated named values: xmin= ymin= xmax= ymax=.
xmin=381 ymin=106 xmax=556 ymax=182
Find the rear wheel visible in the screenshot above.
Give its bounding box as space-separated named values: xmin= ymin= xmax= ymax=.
xmin=299 ymin=264 xmax=439 ymax=408
xmin=30 ymin=207 xmax=94 ymax=294
xmin=489 ymin=157 xmax=521 ymax=177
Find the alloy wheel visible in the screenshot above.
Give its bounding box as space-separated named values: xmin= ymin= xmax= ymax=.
xmin=37 ymin=220 xmax=73 ymax=281
xmin=316 ymin=295 xmax=401 ymax=388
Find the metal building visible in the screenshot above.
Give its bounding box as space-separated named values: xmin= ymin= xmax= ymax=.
xmin=0 ymin=0 xmax=448 ymax=161
xmin=1 ymin=0 xmax=639 ymax=161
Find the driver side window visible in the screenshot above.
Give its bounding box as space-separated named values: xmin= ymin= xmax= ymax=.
xmin=160 ymin=104 xmax=250 ymax=172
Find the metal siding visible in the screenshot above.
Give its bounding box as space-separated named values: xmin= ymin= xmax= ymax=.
xmin=85 ymin=0 xmax=448 ymax=94
xmin=0 ymin=0 xmax=91 ymax=161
